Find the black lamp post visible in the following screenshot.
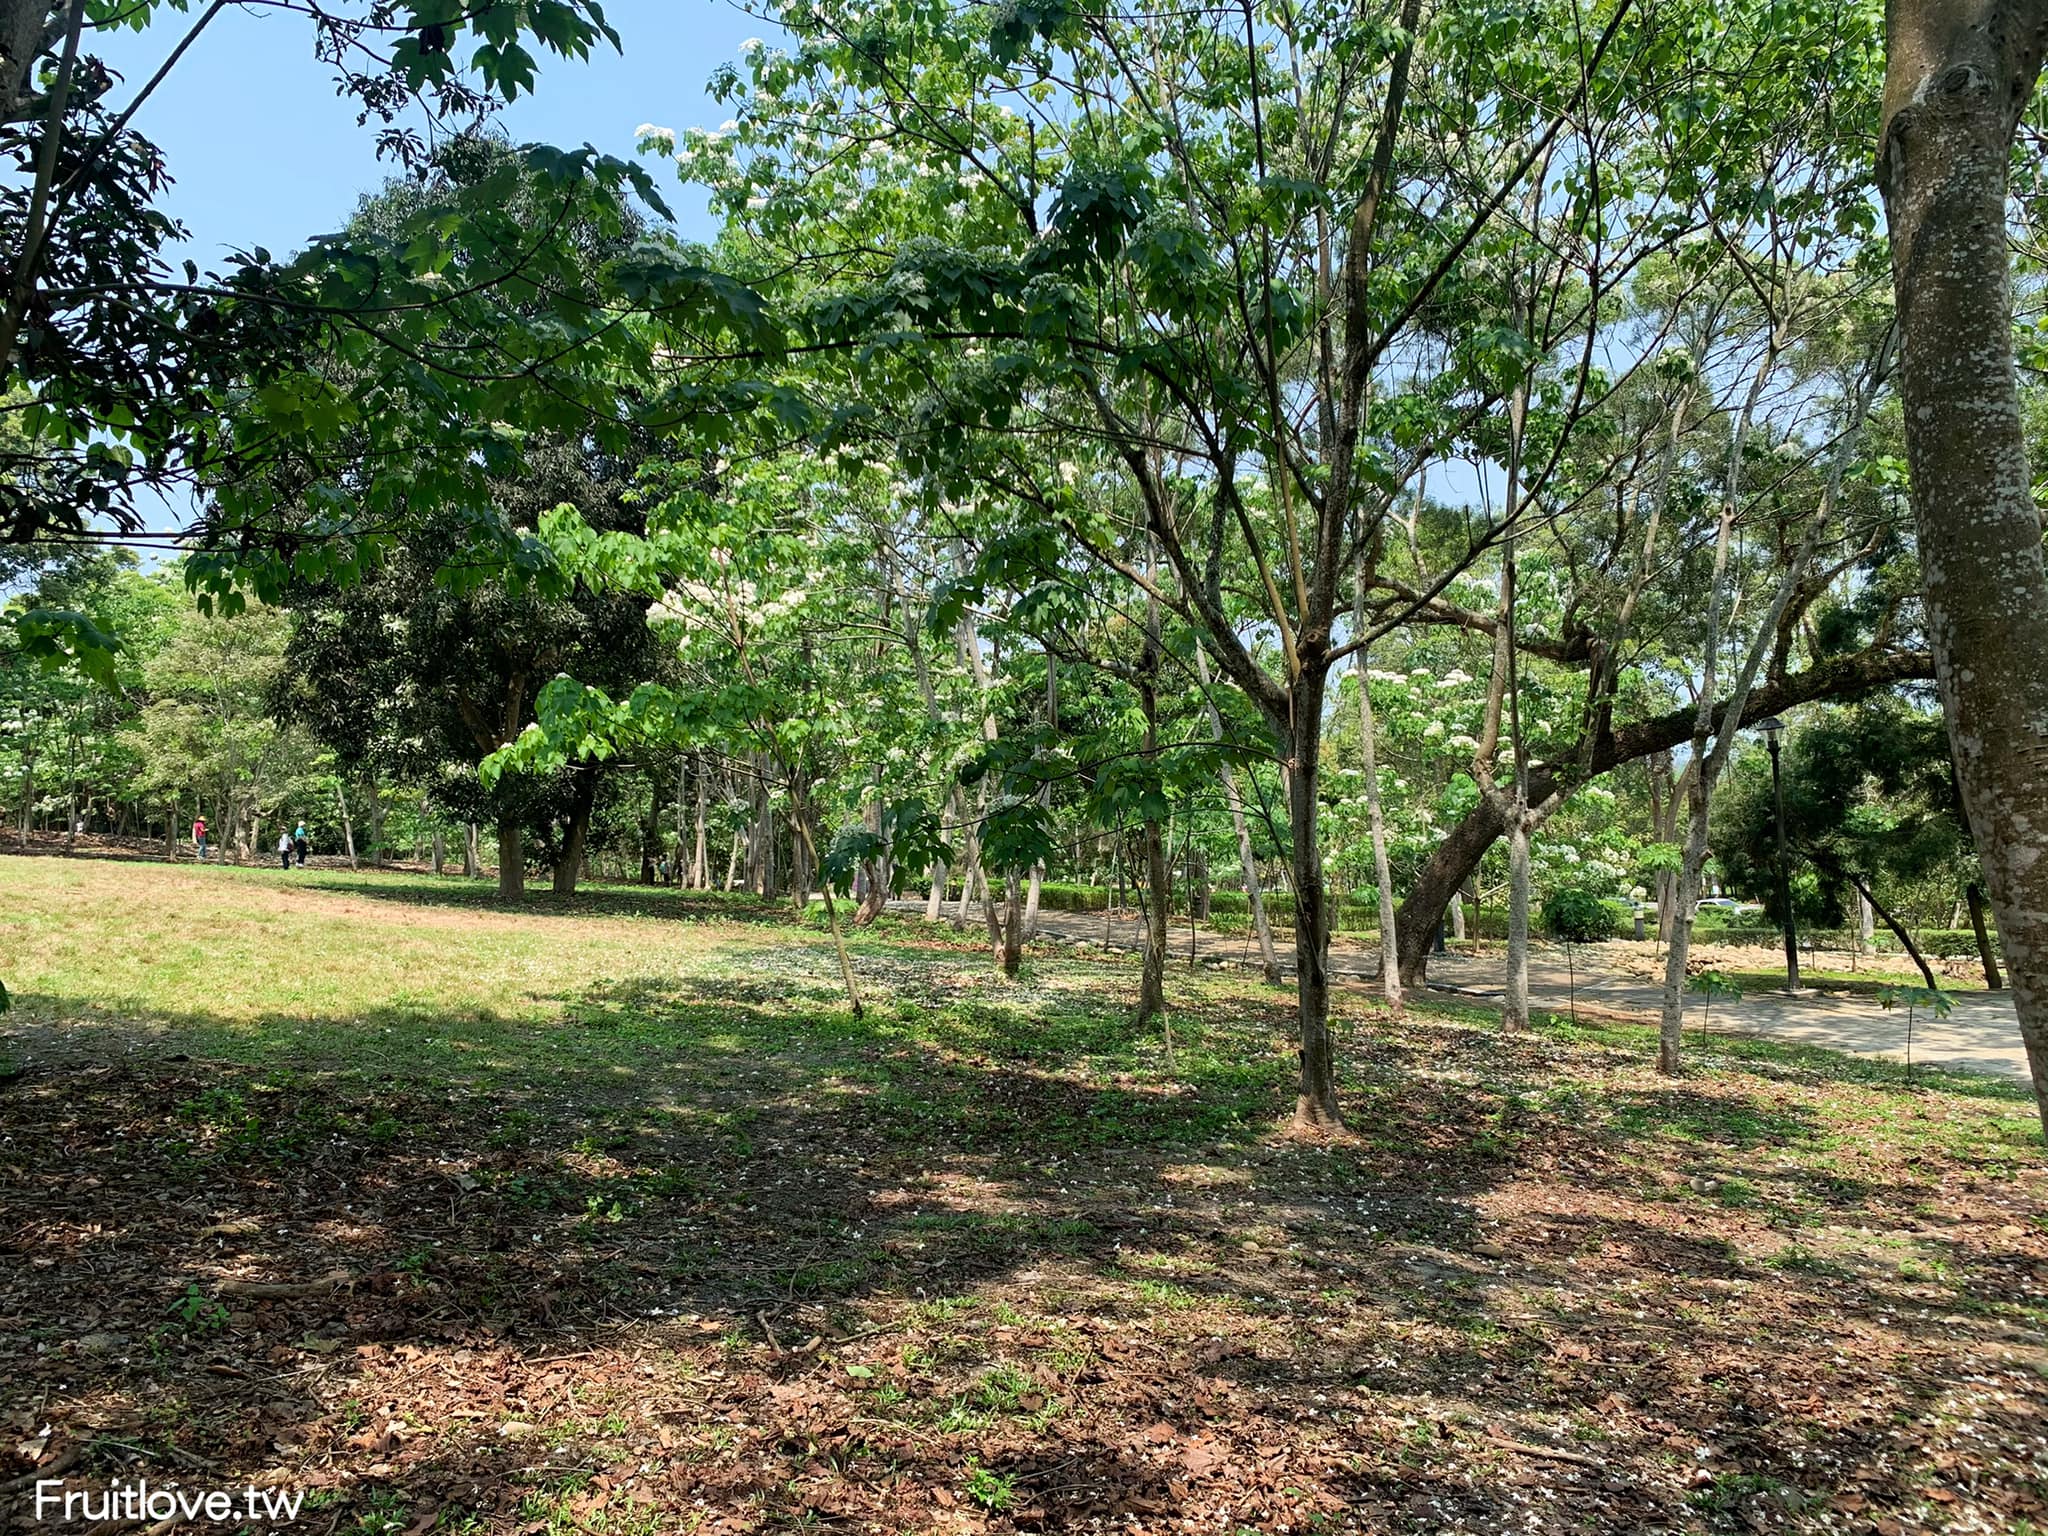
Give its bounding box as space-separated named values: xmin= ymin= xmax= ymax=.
xmin=1757 ymin=716 xmax=1801 ymax=994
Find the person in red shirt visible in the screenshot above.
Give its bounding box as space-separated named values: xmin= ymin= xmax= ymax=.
xmin=192 ymin=816 xmax=209 ymax=862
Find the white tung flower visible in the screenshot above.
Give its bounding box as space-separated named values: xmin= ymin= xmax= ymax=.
xmin=635 ymin=124 xmax=677 ymax=154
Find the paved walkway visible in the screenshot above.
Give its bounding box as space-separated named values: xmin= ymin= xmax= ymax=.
xmin=886 ymin=899 xmax=2031 ymax=1082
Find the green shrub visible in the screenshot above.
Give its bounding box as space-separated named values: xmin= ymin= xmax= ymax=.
xmin=1542 ymin=887 xmax=1623 ymax=943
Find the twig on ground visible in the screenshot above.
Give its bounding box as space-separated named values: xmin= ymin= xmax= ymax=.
xmin=216 ymin=1269 xmax=356 ymax=1299
xmin=1484 ymin=1427 xmax=1606 ymax=1469
xmin=1 ymin=1448 xmax=79 ymax=1492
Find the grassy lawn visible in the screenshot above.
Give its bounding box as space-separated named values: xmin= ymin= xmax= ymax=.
xmin=2 ymin=854 xmax=2044 ymax=1534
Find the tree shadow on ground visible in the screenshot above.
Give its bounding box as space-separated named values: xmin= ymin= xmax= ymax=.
xmin=2 ymin=956 xmax=2043 ymax=1534
xmin=286 ymin=868 xmax=799 ymax=926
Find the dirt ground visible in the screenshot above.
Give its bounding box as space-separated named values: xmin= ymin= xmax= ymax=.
xmin=2 ymin=858 xmax=2044 ymax=1535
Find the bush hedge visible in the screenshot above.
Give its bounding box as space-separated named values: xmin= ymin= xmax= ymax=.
xmin=1000 ymin=883 xmax=1998 ymax=961
xmin=1689 ymin=919 xmax=2000 ymax=959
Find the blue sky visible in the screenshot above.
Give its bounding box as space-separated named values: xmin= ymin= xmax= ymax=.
xmin=92 ymin=1 xmax=765 ymax=264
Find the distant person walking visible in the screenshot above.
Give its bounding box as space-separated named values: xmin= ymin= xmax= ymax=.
xmin=293 ymin=821 xmax=309 ymax=868
xmin=277 ymin=830 xmax=295 ymax=871
xmin=192 ymin=816 xmax=208 ymax=862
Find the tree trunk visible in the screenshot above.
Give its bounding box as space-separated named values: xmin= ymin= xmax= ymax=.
xmin=1967 ymin=882 xmax=2003 ymax=990
xmin=1398 ymin=791 xmax=1511 ymax=985
xmin=1001 ymin=871 xmax=1025 ymax=977
xmin=1137 ymin=581 xmax=1168 ymax=1019
xmin=1196 ymin=647 xmax=1280 ymax=982
xmin=792 ymin=811 xmax=863 ymax=1017
xmin=431 ymin=829 xmax=445 ymax=875
xmin=673 ymin=756 xmax=688 ymax=885
xmin=1450 ymin=890 xmax=1466 ymax=941
xmin=553 ymin=768 xmax=597 ymax=895
xmin=955 ymin=823 xmax=983 ymax=931
xmin=335 ymin=784 xmax=358 ymax=870
xmin=1286 ymin=673 xmax=1342 ymax=1128
xmin=691 ymin=760 xmax=709 ymax=887
xmin=1819 ymin=854 xmax=1943 ymax=990
xmin=1652 ymin=322 xmax=1883 ymax=1071
xmin=1025 ymin=658 xmax=1054 ymax=943
xmin=1504 ymin=813 xmax=1532 ymax=1031
xmin=979 ymin=861 xmax=1004 ymax=949
xmin=366 ymin=776 xmax=384 ymax=865
xmin=1881 ymin=0 xmax=2048 ymax=1130
xmin=1138 ymin=815 xmax=1168 ymax=1019
xmin=1658 ymin=785 xmax=1711 ymax=1073
xmin=931 ymin=784 xmax=968 ymax=921
xmin=1394 ymin=647 xmax=1936 ymax=985
xmin=465 ymin=822 xmax=479 ymax=878
xmin=497 ymin=815 xmax=525 ymax=901
xmin=1649 ymin=751 xmax=1678 ymax=941
xmin=1356 ymin=648 xmax=1403 ymax=1017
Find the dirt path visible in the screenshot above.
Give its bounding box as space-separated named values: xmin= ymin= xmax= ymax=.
xmin=889 ymin=899 xmax=2033 ymax=1081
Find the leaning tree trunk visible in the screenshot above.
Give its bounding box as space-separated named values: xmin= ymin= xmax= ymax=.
xmin=1392 ymin=644 xmax=1935 ymax=986
xmin=1881 ymin=0 xmax=2048 ymax=1131
xmin=1966 ymin=882 xmax=2003 ymax=990
xmin=1821 ymin=856 xmax=1942 ymax=991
